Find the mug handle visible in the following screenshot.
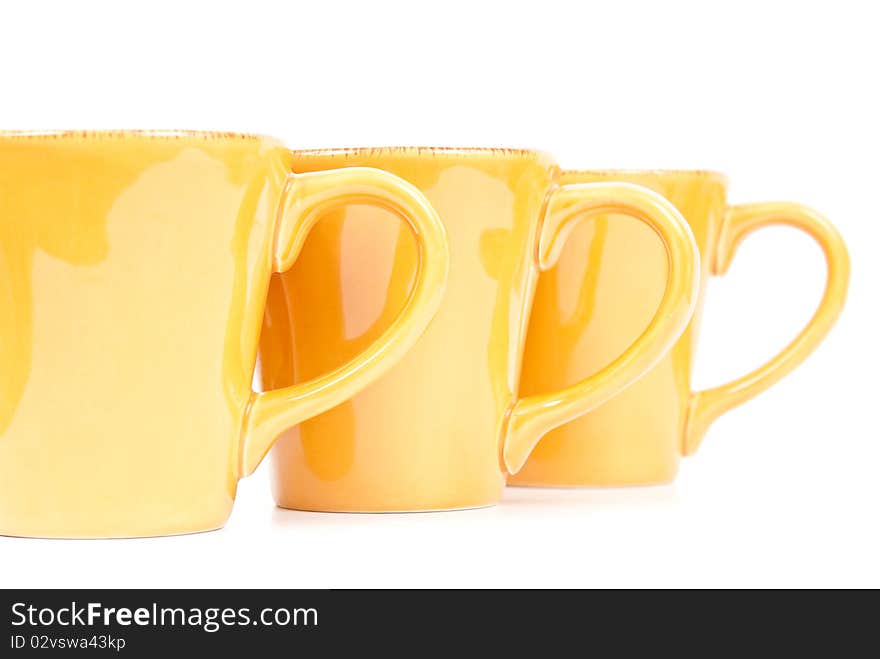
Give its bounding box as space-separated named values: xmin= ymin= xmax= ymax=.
xmin=502 ymin=182 xmax=700 ymax=474
xmin=682 ymin=202 xmax=849 ymax=455
xmin=238 ymin=166 xmax=450 ymax=477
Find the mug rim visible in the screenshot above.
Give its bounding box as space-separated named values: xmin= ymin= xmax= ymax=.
xmin=563 ymin=168 xmax=728 ymax=183
xmin=289 ymin=146 xmax=555 ymax=161
xmin=0 ymin=129 xmax=279 ymax=144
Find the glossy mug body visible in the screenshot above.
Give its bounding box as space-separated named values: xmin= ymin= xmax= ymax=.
xmin=0 ymin=131 xmax=449 ymax=537
xmin=259 ymin=149 xmax=701 ymax=512
xmin=512 ymin=170 xmax=850 ymax=487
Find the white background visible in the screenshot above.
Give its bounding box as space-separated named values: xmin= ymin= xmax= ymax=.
xmin=1 ymin=0 xmax=877 ymax=588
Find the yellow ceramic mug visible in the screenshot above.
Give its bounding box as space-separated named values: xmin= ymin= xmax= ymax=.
xmin=258 ymin=148 xmax=700 ymax=512
xmin=512 ymin=170 xmax=850 ymax=487
xmin=0 ymin=131 xmax=449 ymax=538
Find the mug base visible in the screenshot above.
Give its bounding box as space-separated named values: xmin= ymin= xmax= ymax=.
xmin=0 ymin=524 xmax=225 ymax=540
xmin=0 ymin=519 xmax=228 ymax=540
xmin=507 ymin=477 xmax=676 ymax=489
xmin=274 ymin=502 xmax=496 ymax=514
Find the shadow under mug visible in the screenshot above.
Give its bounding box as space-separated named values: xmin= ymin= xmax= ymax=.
xmin=512 ymin=169 xmax=849 ymax=487
xmin=258 ymin=148 xmax=700 ymax=512
xmin=0 ymin=131 xmax=449 ymax=538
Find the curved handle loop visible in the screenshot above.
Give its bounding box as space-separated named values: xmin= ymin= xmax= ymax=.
xmin=683 ymin=202 xmax=849 ymax=455
xmin=239 ymin=167 xmax=449 ymax=477
xmin=502 ymin=182 xmax=700 ymax=474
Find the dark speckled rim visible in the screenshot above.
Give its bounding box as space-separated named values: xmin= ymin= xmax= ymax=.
xmin=290 ymin=146 xmax=555 ymax=163
xmin=563 ymin=168 xmax=728 ymax=185
xmin=0 ymin=129 xmax=277 ymax=143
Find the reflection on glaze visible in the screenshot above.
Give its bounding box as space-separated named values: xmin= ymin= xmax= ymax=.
xmin=0 ymin=154 xmax=112 ymax=435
